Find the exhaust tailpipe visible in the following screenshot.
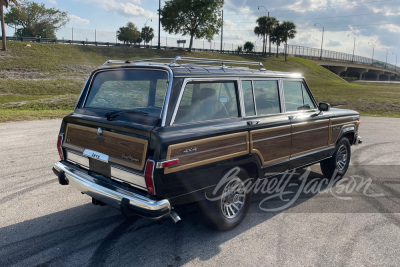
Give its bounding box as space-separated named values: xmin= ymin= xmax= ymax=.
xmin=169 ymin=209 xmax=181 ymax=224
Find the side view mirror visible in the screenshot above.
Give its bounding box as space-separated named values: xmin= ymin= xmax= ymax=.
xmin=318 ymin=103 xmax=330 ymax=112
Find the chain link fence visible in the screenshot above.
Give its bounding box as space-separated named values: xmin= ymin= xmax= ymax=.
xmin=2 ymin=25 xmax=398 ymax=72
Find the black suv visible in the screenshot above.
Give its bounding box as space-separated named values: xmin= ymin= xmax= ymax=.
xmin=53 ymin=57 xmax=362 ymax=230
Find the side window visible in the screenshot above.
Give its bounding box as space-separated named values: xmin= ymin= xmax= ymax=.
xmin=253 ymin=80 xmax=281 ymax=115
xmin=283 ymin=81 xmax=316 ymax=112
xmin=174 ymin=81 xmax=239 ymax=124
xmin=242 ymin=81 xmax=256 ymax=116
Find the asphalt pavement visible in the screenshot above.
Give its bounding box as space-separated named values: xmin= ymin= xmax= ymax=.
xmin=0 ymin=116 xmax=399 ymax=267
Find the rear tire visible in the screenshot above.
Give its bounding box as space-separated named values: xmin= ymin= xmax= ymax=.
xmin=204 ymin=168 xmax=252 ymax=231
xmin=320 ymin=137 xmax=351 ymax=179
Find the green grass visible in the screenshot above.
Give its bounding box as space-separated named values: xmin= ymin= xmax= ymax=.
xmin=0 ymin=41 xmax=399 ymax=122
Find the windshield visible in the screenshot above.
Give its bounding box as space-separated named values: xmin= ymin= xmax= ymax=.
xmin=84 ymin=69 xmax=169 ymax=117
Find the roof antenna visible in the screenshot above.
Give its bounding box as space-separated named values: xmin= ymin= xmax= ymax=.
xmin=259 ymin=63 xmax=266 ymax=71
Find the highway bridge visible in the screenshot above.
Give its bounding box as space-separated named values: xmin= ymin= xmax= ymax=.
xmin=287 ymin=45 xmax=398 ymax=81
xmin=312 ymin=60 xmax=398 ymax=81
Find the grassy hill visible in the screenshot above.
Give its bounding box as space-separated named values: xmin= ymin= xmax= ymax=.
xmin=0 ymin=41 xmax=399 ymax=122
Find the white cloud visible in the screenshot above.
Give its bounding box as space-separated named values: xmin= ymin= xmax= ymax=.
xmin=68 ymin=15 xmax=90 ymax=25
xmin=82 ymin=0 xmax=154 ymax=19
xmin=383 ymin=24 xmax=400 ymax=33
xmin=47 ymin=0 xmax=57 ymax=5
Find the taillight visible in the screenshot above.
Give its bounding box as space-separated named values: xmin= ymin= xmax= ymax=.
xmin=144 ymin=160 xmax=155 ymax=195
xmin=57 ymin=135 xmax=64 ymax=160
xmin=161 ymin=159 xmax=179 ymax=168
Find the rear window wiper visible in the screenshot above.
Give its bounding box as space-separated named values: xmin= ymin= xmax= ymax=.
xmin=105 ymin=109 xmax=148 ymax=120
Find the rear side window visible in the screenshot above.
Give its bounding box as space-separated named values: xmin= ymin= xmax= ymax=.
xmin=253 ymin=80 xmax=281 ymax=115
xmin=174 ymin=81 xmax=239 ymax=124
xmin=283 ymin=80 xmax=315 ymax=112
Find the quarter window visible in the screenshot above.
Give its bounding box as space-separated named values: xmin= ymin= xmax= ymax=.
xmin=174 ymin=81 xmax=239 ymax=124
xmin=283 ymin=81 xmax=315 ymax=112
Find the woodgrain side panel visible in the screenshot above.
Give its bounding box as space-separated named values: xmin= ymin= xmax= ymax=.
xmin=291 ymin=119 xmax=329 ymax=155
xmin=165 ymin=132 xmax=249 ymax=174
xmin=63 ymin=124 xmax=148 ymax=171
xmin=250 ymin=125 xmax=292 ymax=165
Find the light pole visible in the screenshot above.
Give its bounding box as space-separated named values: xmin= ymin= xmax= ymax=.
xmin=158 ymin=0 xmax=161 ymax=49
xmin=314 ymin=23 xmax=324 ymax=60
xmin=392 ymin=52 xmax=397 ymax=71
xmin=382 ymin=48 xmax=388 ymax=68
xmin=143 ymin=18 xmax=152 ymax=47
xmin=258 ymin=6 xmax=269 ymax=55
xmin=348 ymin=33 xmax=356 ymax=63
xmin=368 ymin=41 xmax=375 ymax=65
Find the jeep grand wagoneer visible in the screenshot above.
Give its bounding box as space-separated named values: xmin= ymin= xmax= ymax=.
xmin=53 ymin=57 xmax=362 ymax=230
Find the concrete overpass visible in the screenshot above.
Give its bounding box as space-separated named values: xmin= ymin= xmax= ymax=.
xmin=311 ymin=60 xmax=398 ymax=81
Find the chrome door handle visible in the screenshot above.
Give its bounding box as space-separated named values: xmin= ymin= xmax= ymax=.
xmin=247 ymin=120 xmax=259 ymax=125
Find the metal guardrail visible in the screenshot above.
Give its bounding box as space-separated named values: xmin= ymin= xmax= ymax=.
xmin=2 ymin=36 xmax=398 ymax=72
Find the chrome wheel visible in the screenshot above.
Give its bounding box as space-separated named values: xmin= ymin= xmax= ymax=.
xmin=336 ymin=144 xmax=348 ymax=171
xmin=220 ymin=178 xmax=246 ymax=219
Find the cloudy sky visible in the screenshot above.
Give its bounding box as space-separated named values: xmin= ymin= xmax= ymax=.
xmin=4 ymin=0 xmax=400 ymax=65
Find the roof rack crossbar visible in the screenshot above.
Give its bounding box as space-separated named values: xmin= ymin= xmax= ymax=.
xmin=102 ymin=57 xmax=267 ymax=70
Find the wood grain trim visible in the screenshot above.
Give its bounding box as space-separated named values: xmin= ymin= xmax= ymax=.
xmin=164 ymin=132 xmax=249 ymax=174
xmin=250 ymin=125 xmax=291 ymax=166
xmin=63 ymin=124 xmax=148 ymax=171
xmin=291 ymin=119 xmax=329 ymax=133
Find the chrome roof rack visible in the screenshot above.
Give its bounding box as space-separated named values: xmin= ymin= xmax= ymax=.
xmin=102 ymin=56 xmax=267 ymax=71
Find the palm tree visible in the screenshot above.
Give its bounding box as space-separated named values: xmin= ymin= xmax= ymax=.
xmin=266 ymin=17 xmax=278 ymax=56
xmin=270 ymin=21 xmax=283 ymax=58
xmin=281 ymin=21 xmax=297 ymax=61
xmin=0 ymin=0 xmax=18 ymax=51
xmin=141 ymin=26 xmax=154 ymax=45
xmin=254 ymin=16 xmax=268 ymax=55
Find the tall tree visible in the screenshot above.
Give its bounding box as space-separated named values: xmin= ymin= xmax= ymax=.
xmin=0 ymin=0 xmax=18 ymax=51
xmin=117 ymin=22 xmax=141 ymax=45
xmin=4 ymin=0 xmax=68 ymax=39
xmin=254 ymin=16 xmax=278 ymax=56
xmin=270 ymin=21 xmax=283 ymax=58
xmin=160 ymin=0 xmax=223 ymax=52
xmin=266 ymin=17 xmax=278 ymax=56
xmin=254 ymin=16 xmax=267 ymax=55
xmin=243 ymin=41 xmax=254 ymax=53
xmin=141 ymin=26 xmax=154 ymax=45
xmin=281 ymin=21 xmax=297 ymax=61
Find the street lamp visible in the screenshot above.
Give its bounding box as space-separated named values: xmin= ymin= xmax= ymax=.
xmin=392 ymin=52 xmax=397 ymax=71
xmin=257 ymin=6 xmax=269 ymax=17
xmin=382 ymin=48 xmax=388 ymax=68
xmin=314 ymin=23 xmax=324 ymax=60
xmin=368 ymin=41 xmax=375 ymax=65
xmin=348 ymin=33 xmax=356 ymax=63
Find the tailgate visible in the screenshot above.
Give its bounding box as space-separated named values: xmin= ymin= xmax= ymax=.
xmin=62 ymin=124 xmax=149 ymax=190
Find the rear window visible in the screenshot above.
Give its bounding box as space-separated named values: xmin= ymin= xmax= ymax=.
xmin=85 ymin=69 xmax=168 ymax=117
xmin=174 ymin=81 xmax=240 ymax=124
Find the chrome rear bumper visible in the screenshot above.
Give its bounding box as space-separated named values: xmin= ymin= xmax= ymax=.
xmin=53 ymin=161 xmax=171 ymax=219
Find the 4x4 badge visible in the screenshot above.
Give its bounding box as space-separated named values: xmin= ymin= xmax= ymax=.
xmin=183 ymin=147 xmax=197 ymax=154
xmin=97 ymin=128 xmax=103 ymax=136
